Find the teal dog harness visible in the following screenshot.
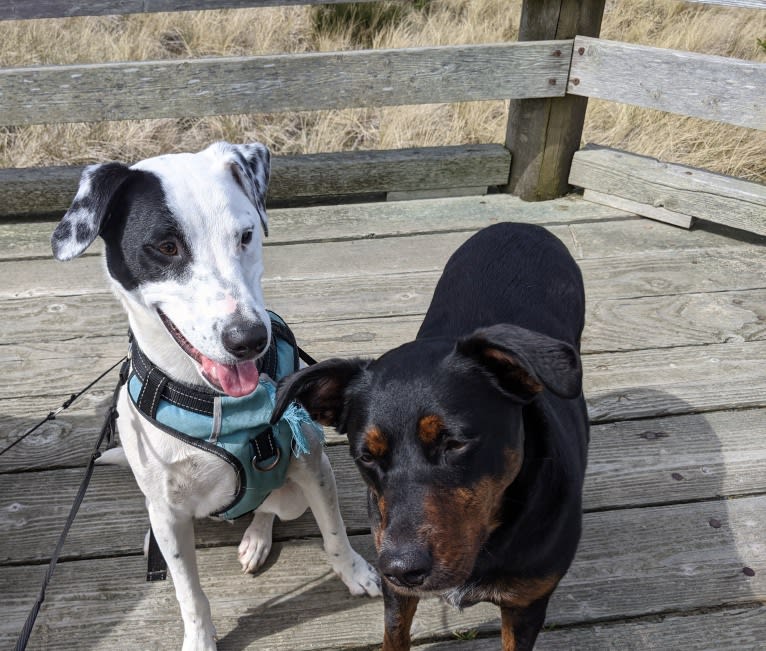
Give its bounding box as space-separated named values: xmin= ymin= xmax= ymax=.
xmin=127 ymin=311 xmax=322 ymax=520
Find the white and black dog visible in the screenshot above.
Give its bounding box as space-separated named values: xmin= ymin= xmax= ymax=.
xmin=51 ymin=142 xmax=380 ymax=650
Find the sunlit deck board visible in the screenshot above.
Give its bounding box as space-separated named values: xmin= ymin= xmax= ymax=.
xmin=1 ymin=192 xmax=765 ymax=649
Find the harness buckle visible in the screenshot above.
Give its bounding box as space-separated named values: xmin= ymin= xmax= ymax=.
xmin=252 ymin=446 xmax=281 ymax=472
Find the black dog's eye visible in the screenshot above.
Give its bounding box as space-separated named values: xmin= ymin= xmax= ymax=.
xmin=240 ymin=229 xmax=253 ymax=248
xmin=444 ymin=439 xmax=470 ymax=459
xmin=157 ymin=241 xmax=179 ymax=256
xmin=356 ymin=452 xmax=376 ymax=466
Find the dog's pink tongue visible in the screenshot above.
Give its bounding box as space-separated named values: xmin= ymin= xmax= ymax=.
xmin=202 ymin=359 xmax=260 ymax=397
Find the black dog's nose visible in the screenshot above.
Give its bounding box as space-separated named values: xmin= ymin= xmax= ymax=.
xmin=378 ymin=546 xmax=432 ymax=589
xmin=222 ymin=320 xmax=268 ymax=359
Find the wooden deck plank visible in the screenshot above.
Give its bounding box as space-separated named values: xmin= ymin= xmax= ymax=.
xmin=420 ymin=605 xmax=766 ymax=650
xmin=1 ymin=204 xmax=755 ymax=267
xmin=0 ymin=194 xmax=627 ymax=262
xmin=5 ymin=325 xmax=766 ymax=415
xmin=3 ymin=283 xmax=766 ymax=356
xmin=583 ymin=188 xmax=695 ymax=229
xmin=4 ymin=226 xmax=765 ymax=303
xmin=2 ymin=496 xmax=764 ymax=649
xmin=3 ymin=407 xmax=765 ymax=563
xmin=585 ymin=341 xmax=766 ymax=422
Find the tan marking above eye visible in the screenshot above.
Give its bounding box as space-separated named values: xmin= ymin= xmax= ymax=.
xmin=365 ymin=425 xmax=388 ymax=457
xmin=418 ymin=414 xmax=443 ymax=445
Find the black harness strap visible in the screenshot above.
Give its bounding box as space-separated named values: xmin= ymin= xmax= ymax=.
xmin=136 ymin=366 xmax=170 ymax=419
xmin=132 ymin=341 xmax=217 ymax=416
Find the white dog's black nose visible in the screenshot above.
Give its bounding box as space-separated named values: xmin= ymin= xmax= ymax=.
xmin=222 ymin=319 xmax=268 ymax=359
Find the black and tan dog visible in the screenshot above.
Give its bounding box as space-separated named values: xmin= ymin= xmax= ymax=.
xmin=272 ymin=222 xmax=588 ymax=650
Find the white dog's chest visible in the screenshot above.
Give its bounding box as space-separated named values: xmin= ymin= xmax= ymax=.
xmin=117 ymin=389 xmax=237 ymax=518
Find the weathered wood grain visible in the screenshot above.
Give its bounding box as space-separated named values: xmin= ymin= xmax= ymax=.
xmin=4 ymin=215 xmax=764 ymax=299
xmin=585 ymin=341 xmax=766 ymax=421
xmin=584 ymin=408 xmax=766 ymax=510
xmin=0 ymin=286 xmax=764 ymax=402
xmin=0 ymin=0 xmax=383 ymax=21
xmin=0 ymin=145 xmax=513 ymax=219
xmin=4 ymin=246 xmax=764 ymax=335
xmin=2 ymin=496 xmax=764 ymax=649
xmin=571 ymin=146 xmax=766 ymax=235
xmin=585 ymin=288 xmax=766 ymax=351
xmin=3 ymin=406 xmax=765 ymax=563
xmin=583 ymin=188 xmax=695 ymax=229
xmin=421 ymin=605 xmax=766 ymax=651
xmin=568 ymin=36 xmax=766 ymax=130
xmin=4 ymin=285 xmax=766 ymax=471
xmin=0 ymin=449 xmax=369 ymax=565
xmin=4 ymin=280 xmax=765 ymax=356
xmin=0 ymin=42 xmax=570 ymax=128
xmin=0 ymin=193 xmax=627 ymax=261
xmin=505 ymin=0 xmax=605 ymax=200
xmin=685 ymin=0 xmax=766 ymax=9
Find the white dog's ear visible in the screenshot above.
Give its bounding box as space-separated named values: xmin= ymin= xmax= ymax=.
xmin=51 ymin=162 xmax=132 ymax=261
xmin=218 ymin=142 xmax=271 ymax=237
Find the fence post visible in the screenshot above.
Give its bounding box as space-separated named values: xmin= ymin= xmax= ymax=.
xmin=505 ymin=0 xmax=605 ymax=201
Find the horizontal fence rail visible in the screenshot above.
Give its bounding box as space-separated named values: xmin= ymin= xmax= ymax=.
xmin=0 ymin=41 xmax=571 ymax=128
xmin=685 ymin=0 xmax=766 ymax=8
xmin=570 ymin=146 xmax=766 ymax=235
xmin=568 ymin=36 xmax=766 ymax=130
xmin=0 ymin=0 xmax=384 ymax=21
xmin=0 ymin=145 xmax=512 ymax=218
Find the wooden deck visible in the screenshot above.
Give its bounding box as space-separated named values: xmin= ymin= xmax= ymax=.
xmin=2 ymin=193 xmax=765 ymax=649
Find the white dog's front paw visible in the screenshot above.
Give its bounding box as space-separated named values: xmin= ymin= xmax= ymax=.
xmin=238 ymin=511 xmax=274 ymax=573
xmin=182 ymin=624 xmax=217 ymax=651
xmin=332 ymin=550 xmax=382 ymax=597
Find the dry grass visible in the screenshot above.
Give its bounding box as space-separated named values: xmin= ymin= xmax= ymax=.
xmin=0 ymin=0 xmax=764 ymax=182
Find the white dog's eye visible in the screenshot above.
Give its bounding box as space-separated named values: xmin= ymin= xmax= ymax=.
xmin=240 ymin=229 xmax=253 ymax=248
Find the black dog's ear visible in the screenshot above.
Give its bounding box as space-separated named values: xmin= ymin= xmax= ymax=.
xmin=213 ymin=141 xmax=271 ymax=237
xmin=271 ymin=358 xmax=369 ymax=429
xmin=51 ymin=162 xmax=132 ymax=261
xmin=456 ymin=324 xmax=582 ymax=401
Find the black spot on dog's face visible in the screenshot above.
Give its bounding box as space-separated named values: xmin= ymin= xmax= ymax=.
xmin=100 ymin=171 xmax=193 ymax=292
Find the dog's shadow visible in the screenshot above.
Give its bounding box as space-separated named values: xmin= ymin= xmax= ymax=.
xmin=214 ymin=537 xmax=381 ymax=651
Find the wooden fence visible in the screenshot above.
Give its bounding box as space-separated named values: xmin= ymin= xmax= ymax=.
xmin=0 ymin=0 xmax=764 ymax=230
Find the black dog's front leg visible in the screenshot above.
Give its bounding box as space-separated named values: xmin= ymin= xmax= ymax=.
xmin=500 ymin=595 xmax=550 ymax=651
xmin=382 ymin=583 xmax=419 ymax=651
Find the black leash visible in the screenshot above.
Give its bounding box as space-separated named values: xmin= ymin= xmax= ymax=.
xmin=11 ymin=356 xmax=130 ymax=651
xmin=0 ymin=356 xmax=127 ymax=459
xmin=297 ymin=345 xmax=318 ymax=367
